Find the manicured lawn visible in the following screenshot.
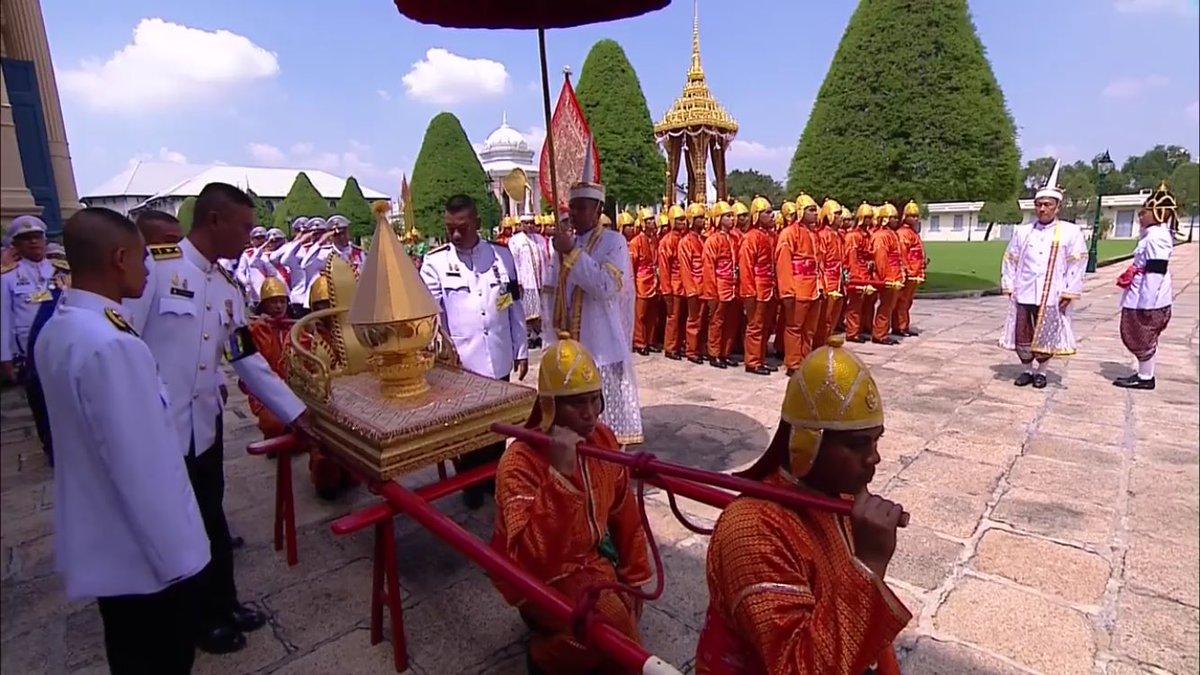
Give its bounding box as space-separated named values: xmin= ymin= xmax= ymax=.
xmin=918 ymin=239 xmax=1137 ymax=294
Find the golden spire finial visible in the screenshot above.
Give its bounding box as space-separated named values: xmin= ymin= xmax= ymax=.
xmin=690 ymin=0 xmax=702 ymax=77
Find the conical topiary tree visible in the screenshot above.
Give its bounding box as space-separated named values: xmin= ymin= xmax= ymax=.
xmin=247 ymin=188 xmax=273 ymax=231
xmin=177 ymin=196 xmax=197 ymax=234
xmin=335 ymin=176 xmax=374 ymax=243
xmin=575 ymin=39 xmax=665 ymax=212
xmin=411 ymin=112 xmax=499 ymax=240
xmin=273 ymin=171 xmax=332 ymax=232
xmin=788 ymin=0 xmax=1020 ymax=205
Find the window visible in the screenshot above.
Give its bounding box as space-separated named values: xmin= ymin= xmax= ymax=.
xmin=953 ymin=214 xmax=964 ymax=231
xmin=929 ymin=215 xmax=941 ymax=231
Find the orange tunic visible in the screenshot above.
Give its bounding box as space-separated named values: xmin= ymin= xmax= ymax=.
xmin=242 ymin=317 xmax=291 ymax=438
xmin=776 ymin=224 xmax=821 ymax=301
xmin=816 ymin=227 xmax=844 ymax=296
xmin=896 ymin=225 xmax=925 ymax=282
xmin=678 ymin=231 xmax=706 ymax=298
xmin=843 ymin=230 xmax=874 ymax=285
xmin=739 ymin=228 xmax=777 ymax=302
xmin=629 ymin=232 xmax=660 ymax=298
xmin=871 ymin=229 xmax=905 ymax=285
xmin=492 ymin=425 xmax=652 ymax=673
xmin=701 ymin=230 xmax=739 ymax=302
xmin=696 ymin=474 xmax=910 ymax=675
xmin=657 ymin=230 xmax=685 ymax=296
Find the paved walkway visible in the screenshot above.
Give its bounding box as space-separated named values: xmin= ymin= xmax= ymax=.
xmin=3 ymin=244 xmax=1196 ymax=675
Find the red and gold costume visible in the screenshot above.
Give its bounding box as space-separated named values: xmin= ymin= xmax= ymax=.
xmin=492 ymin=337 xmax=651 ymax=674
xmin=657 ymin=206 xmax=688 ymax=358
xmin=739 ymin=197 xmax=778 ymax=372
xmin=241 ymin=278 xmax=292 ymax=438
xmin=679 ymin=203 xmax=709 ymax=361
xmin=726 ymin=216 xmax=747 ymax=357
xmin=697 ymin=337 xmax=910 ymax=675
xmin=813 ymin=200 xmax=845 ymax=347
xmin=776 ymin=195 xmax=823 ymax=371
xmin=842 ymin=206 xmax=877 ymax=340
xmin=702 ymin=201 xmax=739 ymax=364
xmin=629 ymin=209 xmax=660 ymax=353
xmin=892 ymin=201 xmax=925 ymax=335
xmin=870 ymin=204 xmax=905 ymax=342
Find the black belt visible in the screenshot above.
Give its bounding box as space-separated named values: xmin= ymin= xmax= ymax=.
xmin=1144 ymin=259 xmax=1168 ymax=274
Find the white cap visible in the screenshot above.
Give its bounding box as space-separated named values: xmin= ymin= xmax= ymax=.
xmin=568 ymin=139 xmax=605 ymax=203
xmin=46 ymin=242 xmax=66 ymax=257
xmin=8 ymin=215 xmax=47 ymax=239
xmin=307 ymin=217 xmax=329 ymax=231
xmin=519 ymin=212 xmax=535 ymax=223
xmin=327 ymin=214 xmax=350 ymax=230
xmin=291 ymin=216 xmax=310 ymax=232
xmin=250 ymin=226 xmax=267 ymax=238
xmin=1035 ymin=159 xmax=1063 ymax=202
xmin=267 ymin=228 xmax=286 ymax=241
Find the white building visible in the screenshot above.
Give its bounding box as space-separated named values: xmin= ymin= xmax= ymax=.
xmin=477 ymin=114 xmax=541 ymax=215
xmin=81 ymin=162 xmax=389 ymax=218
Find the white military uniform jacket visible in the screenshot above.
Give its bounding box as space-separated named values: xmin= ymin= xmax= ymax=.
xmin=420 ymin=241 xmax=528 ymax=380
xmin=1 ymin=257 xmax=70 ymax=361
xmin=1122 ymin=223 xmax=1174 ymax=310
xmin=126 ymin=237 xmax=306 ymax=455
xmin=300 ymin=243 xmax=365 ymax=297
xmin=36 ymin=289 xmax=209 ymax=600
xmin=235 ymin=245 xmax=283 ymax=304
xmin=270 ymin=239 xmax=317 ymax=306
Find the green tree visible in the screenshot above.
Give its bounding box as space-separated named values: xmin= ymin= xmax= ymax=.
xmin=177 ymin=196 xmax=197 ymax=234
xmin=1122 ymin=144 xmax=1192 ymax=191
xmin=978 ymin=199 xmax=1022 ymax=240
xmin=246 ymin=188 xmax=273 ymax=231
xmin=1021 ymin=156 xmax=1056 ymax=196
xmin=726 ymin=169 xmax=785 ymax=206
xmin=411 ymin=112 xmax=499 ymax=239
xmin=575 ymin=39 xmax=666 ymax=211
xmin=1170 ymin=161 xmax=1199 ymax=238
xmin=273 ymin=172 xmax=332 ymax=232
xmin=335 ymin=176 xmax=375 ymax=243
xmin=788 ymin=0 xmax=1020 ymax=205
xmin=1058 ymin=161 xmax=1098 ymax=223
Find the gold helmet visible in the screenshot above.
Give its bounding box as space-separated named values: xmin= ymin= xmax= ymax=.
xmin=841 ymin=206 xmax=853 ymax=221
xmin=818 ymin=199 xmax=842 ymax=227
xmin=599 ymin=213 xmax=613 ymax=227
xmin=750 ymin=196 xmax=773 ymax=222
xmin=781 ymin=201 xmax=797 ymax=218
xmin=309 ymin=274 xmax=332 ymax=306
xmin=880 ymin=202 xmax=899 ymax=219
xmin=710 ymin=200 xmax=733 ymax=219
xmin=617 ymin=211 xmax=636 ymax=227
xmin=259 ymin=277 xmax=288 ymax=302
xmin=796 ymin=193 xmax=819 ymax=212
xmin=638 ymin=206 xmax=655 ymax=224
xmin=657 ymin=212 xmax=670 ymax=227
xmin=872 ymin=205 xmax=884 ymax=220
xmin=535 ymin=333 xmax=603 ymax=432
xmin=903 ymin=200 xmax=921 ymax=217
xmin=781 ymin=335 xmax=883 ymax=477
xmin=1143 ymin=181 xmax=1177 ymax=224
xmin=732 ymin=200 xmax=750 ymax=217
xmin=668 ymin=204 xmax=687 ymax=221
xmin=686 ymin=202 xmax=707 ymax=219
xmin=856 ymin=202 xmax=875 ymax=223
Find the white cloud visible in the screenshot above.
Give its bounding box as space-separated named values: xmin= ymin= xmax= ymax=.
xmin=290 ymin=142 xmax=315 ymax=156
xmin=401 ymin=48 xmax=509 ymax=105
xmin=1033 ymin=144 xmax=1080 ymax=161
xmin=125 ymin=146 xmax=190 ymax=167
xmin=1188 ymin=100 xmax=1199 ymax=122
xmin=1114 ymin=0 xmax=1196 ymax=13
xmin=244 ymin=140 xmax=403 ymax=196
xmin=727 ymin=140 xmax=794 ymax=162
xmin=376 ymin=89 xmax=392 ymax=101
xmin=59 ymin=18 xmax=278 ymax=113
xmin=523 ymin=125 xmax=546 ymax=154
xmin=247 ymin=142 xmax=286 ymax=164
xmin=1102 ymin=74 xmax=1169 ymax=98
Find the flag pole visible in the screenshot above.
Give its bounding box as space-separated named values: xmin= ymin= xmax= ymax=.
xmin=538 ymin=29 xmax=559 ymax=213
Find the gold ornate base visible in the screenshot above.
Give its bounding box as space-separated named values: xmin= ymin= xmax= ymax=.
xmin=370 ymin=350 xmax=435 ymax=399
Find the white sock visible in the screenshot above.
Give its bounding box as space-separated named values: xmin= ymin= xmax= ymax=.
xmin=1029 ymin=360 xmax=1040 ymax=373
xmin=1137 ymin=357 xmax=1155 ymax=380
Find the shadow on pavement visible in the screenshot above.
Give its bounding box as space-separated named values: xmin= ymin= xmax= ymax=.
xmin=639 ymin=404 xmax=773 ymax=474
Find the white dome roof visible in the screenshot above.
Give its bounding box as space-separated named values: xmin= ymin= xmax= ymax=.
xmin=482 ymin=113 xmax=529 ymax=153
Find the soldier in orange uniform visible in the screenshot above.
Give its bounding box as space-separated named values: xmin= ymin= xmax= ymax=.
xmin=776 ymin=194 xmax=823 ymax=374
xmin=658 ymin=206 xmax=688 ymax=360
xmin=647 ymin=210 xmax=667 ymax=353
xmin=725 ymin=203 xmax=748 ymax=362
xmin=739 ymin=197 xmax=778 ymax=376
xmin=242 ymin=277 xmax=292 ymax=439
xmin=629 ymin=209 xmax=660 ymax=355
xmin=892 ymin=201 xmax=926 ymax=337
xmin=679 ymin=202 xmax=709 ymax=364
xmin=870 ymin=203 xmax=905 ymax=345
xmin=701 ymin=201 xmax=739 ymax=368
xmin=616 ymin=211 xmax=637 ymax=243
xmin=813 ymin=199 xmax=845 ymax=346
xmin=696 ymin=336 xmax=911 ymax=675
xmin=843 ymin=203 xmax=877 ymax=343
xmin=858 ymin=206 xmax=882 ymax=338
xmin=773 ymin=201 xmax=797 ymax=358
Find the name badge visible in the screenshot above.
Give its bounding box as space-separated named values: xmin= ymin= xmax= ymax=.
xmin=496 ymin=293 xmax=513 ymax=311
xmin=170 ymin=286 xmax=195 ymax=298
xmin=28 ymin=290 xmax=52 ymax=303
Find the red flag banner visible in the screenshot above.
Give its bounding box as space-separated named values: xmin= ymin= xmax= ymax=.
xmin=539 ymin=76 xmax=600 ymax=211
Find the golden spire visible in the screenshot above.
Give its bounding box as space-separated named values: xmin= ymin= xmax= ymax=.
xmin=654 ymin=0 xmax=738 ymax=135
xmin=351 ymin=203 xmax=438 ymax=326
xmin=689 ymin=0 xmax=702 ymax=77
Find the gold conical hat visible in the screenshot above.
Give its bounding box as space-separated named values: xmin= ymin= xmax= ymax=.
xmin=617 ymin=211 xmax=635 ymax=227
xmin=903 ymin=200 xmax=921 ymax=217
xmin=259 ymin=276 xmax=288 ymax=302
xmin=638 ymin=207 xmax=655 ymax=223
xmin=349 ymin=211 xmax=439 ymax=325
xmin=841 ymin=206 xmax=853 ymax=220
xmin=538 ymin=333 xmax=602 ymax=398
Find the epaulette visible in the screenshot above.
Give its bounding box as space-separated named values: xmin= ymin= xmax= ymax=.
xmin=104 ymin=307 xmax=138 ymax=336
xmin=51 ymin=259 xmax=70 ymax=272
xmin=428 ymin=244 xmax=450 ymax=255
xmin=0 ymin=261 xmax=15 ymax=275
xmin=149 ymin=244 xmax=182 ymax=261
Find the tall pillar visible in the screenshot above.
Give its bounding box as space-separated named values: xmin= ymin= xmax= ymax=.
xmin=0 ymin=65 xmax=40 ymax=230
xmin=3 ymin=0 xmax=80 ymax=222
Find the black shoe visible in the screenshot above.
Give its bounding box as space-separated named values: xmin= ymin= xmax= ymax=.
xmin=849 ymin=335 xmax=870 ymax=343
xmin=745 ymin=366 xmax=771 ymax=375
xmin=1114 ymin=376 xmax=1155 ymax=390
xmin=904 ymin=329 xmax=920 ymax=336
xmin=196 ymin=625 xmax=246 ymax=654
xmin=722 ymin=358 xmax=740 ymax=367
xmin=1112 ymin=374 xmax=1139 ymax=386
xmin=665 ymin=352 xmax=682 ymax=361
xmin=872 ymin=337 xmax=899 ymax=346
xmin=1032 ymin=373 xmax=1048 ymax=389
xmin=634 ymin=347 xmax=650 ymax=356
xmin=229 ymin=535 xmax=245 ymax=550
xmin=709 ymin=358 xmax=727 ymax=369
xmin=772 ymin=350 xmax=786 ymax=360
xmin=687 ymin=356 xmax=705 ymax=365
xmin=463 ymin=486 xmax=486 ymax=510
xmin=648 ymin=345 xmax=663 ymax=353
xmin=764 ymin=364 xmax=780 ymax=372
xmin=316 ymin=487 xmax=341 ymax=502
xmin=1014 ymin=372 xmax=1034 ymax=387
xmin=229 ymin=604 xmax=267 ymax=632
xmin=890 ymin=330 xmax=905 ymax=337
xmin=785 ymin=369 xmax=797 ymax=378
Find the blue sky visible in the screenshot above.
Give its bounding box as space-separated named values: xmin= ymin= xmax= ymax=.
xmin=45 ymin=0 xmax=1200 ymax=198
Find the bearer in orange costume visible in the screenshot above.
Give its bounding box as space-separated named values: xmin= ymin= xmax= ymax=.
xmin=870 ymin=204 xmax=905 ymax=345
xmin=242 ymin=277 xmax=293 ymax=439
xmin=842 ymin=204 xmax=877 ymax=343
xmin=773 ymin=201 xmax=797 ymax=358
xmin=858 ymin=207 xmax=882 ymax=339
xmin=776 ymin=195 xmax=823 ymax=375
xmin=696 ymin=336 xmax=911 ymax=675
xmin=629 ymin=209 xmax=660 ymax=355
xmin=702 ymin=201 xmax=739 ymax=369
xmin=492 ymin=336 xmax=652 ymax=675
xmin=739 ymin=197 xmax=778 ymax=376
xmin=657 ymin=206 xmax=688 ymax=360
xmin=679 ymin=202 xmax=709 ymax=364
xmin=725 ymin=203 xmax=748 ymax=361
xmin=646 ymin=210 xmax=666 ymax=353
xmin=891 ymin=201 xmax=925 ymax=337
xmin=836 ymin=206 xmax=855 ymax=333
xmin=813 ymin=200 xmax=845 ymax=347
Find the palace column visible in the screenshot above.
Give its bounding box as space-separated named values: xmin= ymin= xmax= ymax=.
xmin=0 ymin=65 xmax=39 ymax=230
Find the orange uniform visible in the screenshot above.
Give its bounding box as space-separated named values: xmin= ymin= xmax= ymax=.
xmin=241 ymin=318 xmax=291 ymax=438
xmin=726 ymin=227 xmax=747 ymax=356
xmin=629 ymin=231 xmax=659 ymax=351
xmin=892 ymin=225 xmax=925 ymax=334
xmin=678 ymin=231 xmax=709 ymax=360
xmin=695 ymin=475 xmax=909 ymax=675
xmin=775 ymin=224 xmax=823 ymax=370
xmin=841 ymin=229 xmax=876 ymax=340
xmin=870 ymin=228 xmax=905 ymax=342
xmin=492 ymin=426 xmax=652 ymax=674
xmin=814 ymin=227 xmax=844 ymax=346
xmin=657 ymin=230 xmax=686 ymax=357
xmin=739 ymin=228 xmax=777 ymax=370
xmin=702 ymin=230 xmax=739 ymax=361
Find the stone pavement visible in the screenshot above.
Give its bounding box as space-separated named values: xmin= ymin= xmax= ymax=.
xmin=2 ymin=244 xmax=1196 ymax=675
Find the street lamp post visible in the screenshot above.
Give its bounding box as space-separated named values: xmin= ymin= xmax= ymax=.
xmin=1086 ymin=150 xmax=1116 ymax=273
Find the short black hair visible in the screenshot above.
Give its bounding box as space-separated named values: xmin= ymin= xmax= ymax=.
xmin=444 ymin=194 xmax=477 ymax=215
xmin=134 ymin=209 xmax=179 ymax=236
xmin=63 ymin=207 xmax=139 ymax=273
xmin=193 ymin=182 xmax=255 ymax=230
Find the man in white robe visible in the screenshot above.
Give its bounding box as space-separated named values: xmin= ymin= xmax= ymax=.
xmin=542 ymin=155 xmax=643 ymax=444
xmin=999 ymin=160 xmax=1087 ymax=389
xmin=508 ymin=212 xmax=547 ymax=348
xmin=1113 ymin=183 xmax=1177 ymax=390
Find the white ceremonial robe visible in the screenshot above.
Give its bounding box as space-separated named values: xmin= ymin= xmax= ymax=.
xmin=1122 ymin=224 xmax=1174 ymax=310
xmin=235 ymin=245 xmax=283 ymax=305
xmin=999 ymin=219 xmax=1088 ymax=356
xmin=543 ymin=226 xmax=643 ymax=445
xmin=507 ymin=230 xmax=546 ymax=323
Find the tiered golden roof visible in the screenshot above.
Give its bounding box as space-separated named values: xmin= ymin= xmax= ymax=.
xmin=653 ymin=2 xmax=738 ymax=136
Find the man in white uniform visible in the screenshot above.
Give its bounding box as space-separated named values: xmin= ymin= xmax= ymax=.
xmin=507 ymin=210 xmax=547 ymax=348
xmin=421 ymin=193 xmax=528 ymax=508
xmin=1113 ymin=183 xmax=1177 ymax=390
xmin=233 ymin=226 xmax=270 ymax=303
xmin=39 ymin=207 xmax=210 ymax=673
xmin=269 ymin=216 xmax=317 ymax=316
xmin=999 ymin=160 xmax=1088 ymax=389
xmin=1 ymin=215 xmax=71 ymax=383
xmin=542 ymin=145 xmax=643 ymax=444
xmin=300 ymin=214 xmax=366 ymax=290
xmin=126 ymin=182 xmax=312 ymax=654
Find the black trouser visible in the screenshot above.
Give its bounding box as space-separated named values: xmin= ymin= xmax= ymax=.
xmin=97 ymin=577 xmax=196 ymax=675
xmin=21 ymin=363 xmax=53 ymax=463
xmin=185 ymin=415 xmax=238 ymax=630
